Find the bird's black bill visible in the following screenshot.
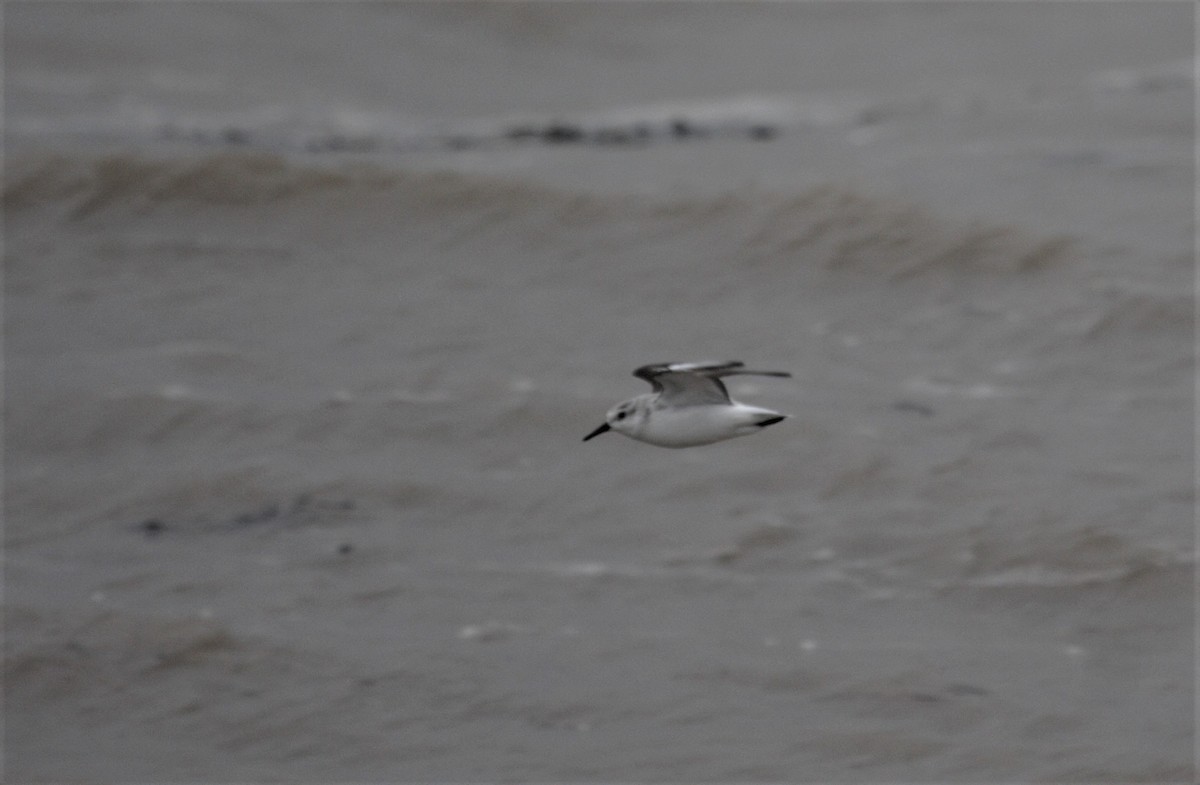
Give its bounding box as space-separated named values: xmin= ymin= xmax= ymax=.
xmin=582 ymin=422 xmax=611 ymax=441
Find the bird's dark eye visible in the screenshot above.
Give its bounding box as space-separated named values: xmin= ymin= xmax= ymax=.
xmin=616 ymin=411 xmax=627 ymax=420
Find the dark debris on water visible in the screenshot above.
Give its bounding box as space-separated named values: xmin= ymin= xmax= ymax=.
xmin=133 ymin=493 xmax=358 ymax=538
xmin=498 ymin=118 xmax=779 ymax=148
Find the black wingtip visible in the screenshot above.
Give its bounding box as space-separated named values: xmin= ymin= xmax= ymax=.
xmin=756 ymin=415 xmax=787 ymax=428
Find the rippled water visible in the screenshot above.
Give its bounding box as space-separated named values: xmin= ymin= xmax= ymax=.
xmin=5 ymin=3 xmax=1194 ymax=782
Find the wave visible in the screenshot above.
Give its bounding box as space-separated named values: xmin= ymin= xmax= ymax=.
xmin=6 ymin=91 xmax=890 ymax=157
xmin=934 ymin=525 xmax=1194 ymax=595
xmin=740 ymin=187 xmax=1077 ymax=277
xmin=7 ymin=151 xmax=1078 ymax=281
xmin=14 ymin=52 xmax=1191 ymax=159
xmin=1091 ymin=57 xmax=1195 ymax=95
xmin=1081 ymin=284 xmax=1193 ymax=339
xmin=3 ymin=152 xmax=405 ymax=217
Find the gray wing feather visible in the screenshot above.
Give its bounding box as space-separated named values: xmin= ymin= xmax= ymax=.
xmin=633 ymin=361 xmax=791 ymax=406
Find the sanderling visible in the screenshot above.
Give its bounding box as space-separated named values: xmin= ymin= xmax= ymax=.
xmin=582 ymin=361 xmax=791 ymax=448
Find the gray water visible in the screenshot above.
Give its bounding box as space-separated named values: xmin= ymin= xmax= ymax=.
xmin=5 ymin=3 xmax=1195 ymax=782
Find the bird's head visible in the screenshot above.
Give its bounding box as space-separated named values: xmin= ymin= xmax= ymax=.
xmin=582 ymin=398 xmax=644 ymax=441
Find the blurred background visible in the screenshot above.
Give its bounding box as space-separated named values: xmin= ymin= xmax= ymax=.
xmin=5 ymin=3 xmax=1194 ymax=781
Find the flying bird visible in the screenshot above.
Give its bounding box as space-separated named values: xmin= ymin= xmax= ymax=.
xmin=582 ymin=361 xmax=791 ymax=448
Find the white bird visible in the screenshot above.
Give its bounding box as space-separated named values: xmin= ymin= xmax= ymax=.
xmin=582 ymin=361 xmax=791 ymax=448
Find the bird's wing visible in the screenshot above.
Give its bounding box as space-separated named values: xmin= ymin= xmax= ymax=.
xmin=633 ymin=361 xmax=790 ymax=407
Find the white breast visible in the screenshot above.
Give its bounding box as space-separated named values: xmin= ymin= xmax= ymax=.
xmin=633 ymin=403 xmax=784 ymax=448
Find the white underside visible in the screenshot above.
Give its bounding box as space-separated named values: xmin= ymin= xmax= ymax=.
xmin=626 ymin=403 xmax=785 ymax=448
